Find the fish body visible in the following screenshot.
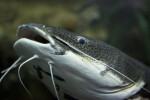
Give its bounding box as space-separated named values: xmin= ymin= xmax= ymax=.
xmin=12 ymin=23 xmax=148 ymax=100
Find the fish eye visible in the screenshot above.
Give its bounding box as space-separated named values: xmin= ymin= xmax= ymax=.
xmin=77 ymin=37 xmax=86 ymax=44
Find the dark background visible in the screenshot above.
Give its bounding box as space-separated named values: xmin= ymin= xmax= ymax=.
xmin=0 ymin=0 xmax=150 ymax=100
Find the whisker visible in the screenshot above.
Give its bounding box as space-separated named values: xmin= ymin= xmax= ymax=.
xmin=0 ymin=56 xmax=22 ymax=83
xmin=18 ymin=55 xmax=39 ymax=97
xmin=48 ymin=62 xmax=60 ymax=100
xmin=142 ymin=87 xmax=150 ymax=94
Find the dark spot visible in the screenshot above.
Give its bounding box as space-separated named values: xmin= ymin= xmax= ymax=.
xmin=33 ymin=65 xmax=43 ymax=79
xmin=19 ymin=26 xmax=23 ymax=30
xmin=100 ymin=70 xmax=106 ymax=76
xmin=25 ymin=25 xmax=30 ymax=28
xmin=33 ymin=65 xmax=65 ymax=81
xmin=64 ymin=93 xmax=78 ymax=100
xmin=100 ymin=68 xmax=110 ymax=76
xmin=53 ymin=75 xmax=65 ymax=81
xmin=55 ymin=84 xmax=60 ymax=91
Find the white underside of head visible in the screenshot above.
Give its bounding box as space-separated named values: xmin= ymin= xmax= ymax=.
xmin=23 ymin=49 xmax=145 ymax=100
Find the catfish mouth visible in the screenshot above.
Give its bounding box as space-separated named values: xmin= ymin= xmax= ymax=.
xmin=17 ymin=25 xmax=50 ymax=44
xmin=16 ymin=24 xmax=65 ymax=55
